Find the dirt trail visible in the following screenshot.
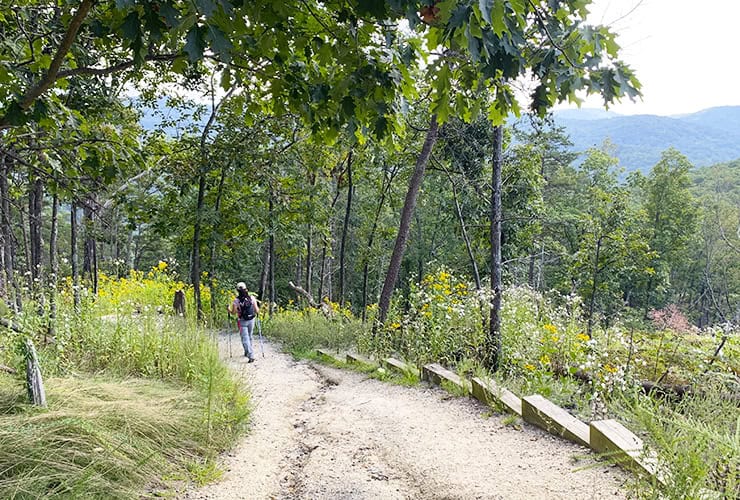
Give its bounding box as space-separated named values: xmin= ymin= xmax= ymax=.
xmin=184 ymin=334 xmax=627 ymax=499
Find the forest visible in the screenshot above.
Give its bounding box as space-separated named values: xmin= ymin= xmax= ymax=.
xmin=0 ymin=1 xmax=737 ymax=498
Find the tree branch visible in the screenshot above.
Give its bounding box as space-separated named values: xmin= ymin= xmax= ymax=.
xmin=16 ymin=0 xmax=95 ymax=112
xmin=56 ymin=53 xmax=181 ymax=79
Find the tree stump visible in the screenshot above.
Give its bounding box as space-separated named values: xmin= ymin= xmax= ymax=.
xmin=24 ymin=339 xmax=46 ymax=407
xmin=173 ymin=289 xmax=186 ymax=316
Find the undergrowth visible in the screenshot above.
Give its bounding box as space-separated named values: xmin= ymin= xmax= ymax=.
xmin=0 ymin=265 xmax=250 ymax=498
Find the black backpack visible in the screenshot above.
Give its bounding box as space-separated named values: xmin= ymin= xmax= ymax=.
xmin=238 ymin=295 xmax=255 ymax=320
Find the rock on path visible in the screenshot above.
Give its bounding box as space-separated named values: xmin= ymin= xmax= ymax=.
xmin=183 ymin=334 xmax=627 ymax=499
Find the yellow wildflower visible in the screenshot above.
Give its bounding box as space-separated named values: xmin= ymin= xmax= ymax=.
xmin=543 ymin=324 xmax=557 ymax=335
xmin=577 ymin=333 xmax=590 ymax=342
xmin=157 ymin=260 xmax=168 ymax=271
xmin=524 ymin=363 xmax=536 ymax=371
xmin=540 ymin=354 xmax=550 ymax=365
xmin=604 ymin=364 xmax=618 ymax=374
xmin=550 ymin=334 xmax=559 ymax=342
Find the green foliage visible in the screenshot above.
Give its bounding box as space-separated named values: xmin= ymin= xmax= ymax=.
xmin=263 ymin=306 xmax=362 ymax=359
xmin=367 ymin=268 xmax=487 ymax=366
xmin=610 ymin=378 xmax=739 ymax=498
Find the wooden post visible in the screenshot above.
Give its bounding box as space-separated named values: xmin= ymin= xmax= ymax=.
xmin=24 ymin=339 xmax=46 ymax=407
xmin=173 ymin=289 xmax=186 ymax=316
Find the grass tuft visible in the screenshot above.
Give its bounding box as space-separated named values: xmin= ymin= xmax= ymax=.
xmin=0 ymin=375 xmax=246 ymax=499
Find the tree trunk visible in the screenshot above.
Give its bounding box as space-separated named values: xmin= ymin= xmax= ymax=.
xmin=47 ymin=191 xmax=59 ymax=340
xmin=258 ymin=241 xmax=270 ymax=302
xmin=586 ymin=236 xmax=603 ymax=337
xmin=191 ymin=86 xmax=232 ymax=321
xmin=268 ymin=192 xmax=276 ymax=315
xmin=208 ymin=164 xmax=227 ymax=317
xmin=28 ymin=174 xmax=43 ymax=290
xmin=450 ymin=174 xmax=481 ymax=290
xmin=24 ymin=339 xmax=46 ymax=407
xmin=416 ymin=214 xmax=424 ymax=285
xmin=70 ymin=201 xmax=80 ymax=312
xmin=318 ymin=242 xmax=327 ymax=302
xmin=487 ymin=125 xmax=504 ymax=371
xmin=377 ymin=115 xmax=439 ymax=325
xmin=338 ymin=150 xmax=353 ymax=306
xmin=305 ymin=169 xmax=317 ymax=297
xmin=361 ymin=166 xmax=396 ymax=322
xmin=0 ymin=154 xmax=20 ymax=311
xmin=305 ymin=231 xmax=312 ymax=296
xmin=191 ymin=172 xmax=206 ymax=320
xmin=18 ymin=204 xmax=31 ymax=292
xmin=82 ymin=200 xmax=98 ymax=295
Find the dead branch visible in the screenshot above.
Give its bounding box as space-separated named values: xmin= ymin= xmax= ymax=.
xmin=288 ymin=281 xmax=333 ymax=317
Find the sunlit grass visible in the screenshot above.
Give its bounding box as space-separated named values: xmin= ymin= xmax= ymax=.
xmin=0 ymin=375 xmax=246 ymax=498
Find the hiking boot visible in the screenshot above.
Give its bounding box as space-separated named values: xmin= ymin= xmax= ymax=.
xmin=248 ymin=358 xmax=255 ymax=363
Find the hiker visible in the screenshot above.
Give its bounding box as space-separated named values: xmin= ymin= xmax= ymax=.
xmin=228 ymin=282 xmax=260 ymax=362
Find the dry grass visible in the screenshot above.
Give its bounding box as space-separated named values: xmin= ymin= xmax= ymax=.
xmin=0 ymin=375 xmax=244 ymax=499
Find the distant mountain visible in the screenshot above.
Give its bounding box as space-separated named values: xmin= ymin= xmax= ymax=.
xmin=551 ymin=106 xmax=740 ymax=173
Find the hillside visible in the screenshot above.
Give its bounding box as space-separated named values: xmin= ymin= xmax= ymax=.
xmin=552 ymin=106 xmax=740 ymax=172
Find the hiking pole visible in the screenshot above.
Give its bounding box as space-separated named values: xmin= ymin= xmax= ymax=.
xmin=227 ymin=309 xmax=233 ymax=359
xmin=257 ymin=315 xmax=265 ymax=358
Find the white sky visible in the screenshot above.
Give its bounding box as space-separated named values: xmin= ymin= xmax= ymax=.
xmin=556 ymin=0 xmax=740 ymax=116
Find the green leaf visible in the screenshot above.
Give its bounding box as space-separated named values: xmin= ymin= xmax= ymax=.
xmin=115 ymin=0 xmax=136 ymax=9
xmin=221 ymin=69 xmax=231 ymax=89
xmin=206 ymin=26 xmax=233 ymax=62
xmin=479 ymin=0 xmax=493 ymax=23
xmin=491 ymin=0 xmax=505 ymax=36
xmin=357 ymin=0 xmax=388 ymax=18
xmin=120 ymin=11 xmax=141 ymax=40
xmin=184 ymin=27 xmax=205 ymax=62
xmin=448 ymin=4 xmax=471 ymax=29
xmin=2 ymin=101 xmax=28 ymax=126
xmin=158 ymin=2 xmax=180 ymax=28
xmin=195 ymin=0 xmax=218 ymax=18
xmin=31 ymin=99 xmax=48 ymax=122
xmin=465 ymin=24 xmax=481 ymax=63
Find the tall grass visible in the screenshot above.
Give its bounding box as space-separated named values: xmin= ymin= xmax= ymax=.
xmin=263 ymin=308 xmax=362 ymax=358
xmin=0 ymin=268 xmax=250 ymax=498
xmin=0 ymin=376 xmax=232 ymax=498
xmin=609 ymin=374 xmax=739 ymax=498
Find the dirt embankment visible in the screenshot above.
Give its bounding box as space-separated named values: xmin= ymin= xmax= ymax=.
xmin=184 ymin=336 xmax=627 ymax=499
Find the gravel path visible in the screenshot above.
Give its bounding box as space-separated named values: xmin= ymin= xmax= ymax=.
xmin=183 ymin=334 xmax=628 ymax=499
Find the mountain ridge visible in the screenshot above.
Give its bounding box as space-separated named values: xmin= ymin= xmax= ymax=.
xmin=551 ymin=106 xmax=740 ymax=172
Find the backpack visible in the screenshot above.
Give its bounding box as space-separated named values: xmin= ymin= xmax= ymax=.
xmin=238 ymin=295 xmax=255 ymax=321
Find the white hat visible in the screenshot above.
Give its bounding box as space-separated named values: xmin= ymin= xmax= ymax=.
xmin=236 ymin=282 xmax=247 ymax=290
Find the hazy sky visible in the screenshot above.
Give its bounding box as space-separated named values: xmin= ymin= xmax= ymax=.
xmin=556 ymin=0 xmax=740 ymax=116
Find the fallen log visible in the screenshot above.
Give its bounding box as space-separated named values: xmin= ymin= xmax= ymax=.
xmin=287 ymin=281 xmax=333 ymax=318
